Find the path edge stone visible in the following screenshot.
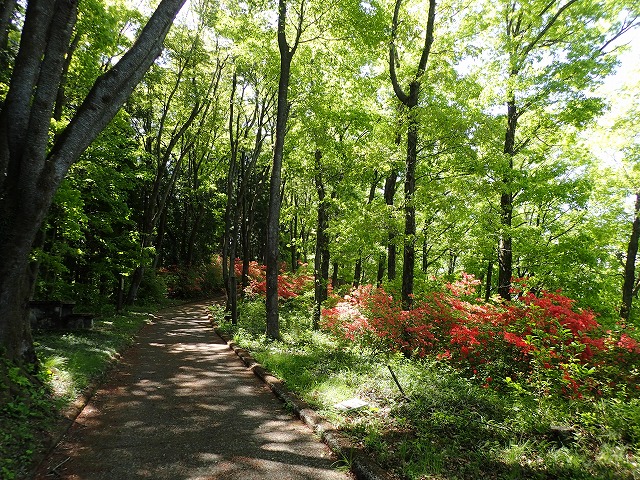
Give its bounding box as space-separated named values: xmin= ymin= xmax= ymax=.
xmin=209 ymin=317 xmax=394 ymax=480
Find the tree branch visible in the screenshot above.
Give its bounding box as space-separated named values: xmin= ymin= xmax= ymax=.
xmin=44 ymin=0 xmax=187 ymax=186
xmin=389 ymin=0 xmax=409 ymax=105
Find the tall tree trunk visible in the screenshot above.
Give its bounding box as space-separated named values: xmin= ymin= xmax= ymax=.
xmin=621 ymin=192 xmax=640 ymax=321
xmin=447 ymin=250 xmax=457 ymax=276
xmin=153 ymin=205 xmax=169 ymax=269
xmin=484 ymin=261 xmax=493 ymax=302
xmin=376 ymin=256 xmax=385 ymax=287
xmin=242 ymin=165 xmax=269 ymax=295
xmin=0 ymin=0 xmax=186 ymax=365
xmin=228 ymin=201 xmax=240 ymax=324
xmin=389 ymin=0 xmax=435 ymax=309
xmin=290 ymin=199 xmax=298 ymax=272
xmin=313 ymin=150 xmax=329 ymax=329
xmin=331 ymin=262 xmax=339 ymax=288
xmin=224 ymin=71 xmax=239 ymax=315
xmin=185 ymin=203 xmax=205 ymax=266
xmin=498 ymin=99 xmax=517 ymax=300
xmin=53 ymin=31 xmax=80 ymax=123
xmin=401 ymin=93 xmax=418 ymax=309
xmin=0 ymin=0 xmax=17 ymax=74
xmin=266 ymin=0 xmax=300 ymax=339
xmin=422 ymin=241 xmax=429 ymax=272
xmin=353 ymin=255 xmax=362 ymax=287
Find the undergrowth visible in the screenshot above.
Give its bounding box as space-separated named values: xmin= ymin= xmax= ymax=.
xmin=213 ymin=297 xmax=640 ymax=480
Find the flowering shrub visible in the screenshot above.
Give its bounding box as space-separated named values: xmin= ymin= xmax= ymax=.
xmin=322 ymin=275 xmax=640 ymax=399
xmin=238 ymin=258 xmax=313 ymax=300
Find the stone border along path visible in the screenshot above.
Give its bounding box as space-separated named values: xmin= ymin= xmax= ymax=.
xmin=34 ymin=299 xmax=392 ymax=480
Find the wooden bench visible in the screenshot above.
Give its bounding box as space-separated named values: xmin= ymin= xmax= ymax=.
xmin=29 ymin=300 xmax=95 ymax=330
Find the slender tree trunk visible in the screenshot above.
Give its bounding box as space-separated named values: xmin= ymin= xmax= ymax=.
xmin=224 ymin=71 xmax=239 ymax=315
xmin=389 ymin=0 xmax=435 ymax=309
xmin=290 ymin=201 xmax=298 ymax=272
xmin=313 ymin=150 xmax=329 ymax=329
xmin=153 ymin=206 xmax=169 ymax=269
xmin=621 ymin=193 xmax=640 ymax=321
xmin=422 ymin=241 xmax=429 ymax=272
xmin=185 ymin=204 xmax=205 ymax=266
xmin=485 ymin=261 xmax=493 ymax=302
xmin=401 ymin=84 xmax=419 ymax=309
xmin=384 ymin=169 xmax=397 ymax=280
xmin=0 ymin=0 xmax=17 ymax=73
xmin=53 ymin=32 xmax=79 ymax=123
xmin=331 ymin=262 xmax=339 ymax=288
xmin=353 ymin=256 xmax=362 ymax=287
xmin=266 ymin=0 xmax=299 ymax=339
xmin=447 ymin=250 xmax=457 ymax=276
xmin=126 ymin=222 xmax=154 ymax=304
xmin=376 ymin=255 xmax=385 ymax=287
xmin=228 ymin=207 xmax=240 ymax=324
xmin=242 ymin=166 xmax=269 ymax=294
xmin=498 ymin=99 xmax=517 ymax=301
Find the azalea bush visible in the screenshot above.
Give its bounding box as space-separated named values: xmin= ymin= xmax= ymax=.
xmin=238 ymin=259 xmax=313 ymax=300
xmin=322 ymin=274 xmax=640 ymax=399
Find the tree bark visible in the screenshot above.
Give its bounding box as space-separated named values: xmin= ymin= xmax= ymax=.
xmin=498 ymin=99 xmax=517 ymax=301
xmin=401 ymin=87 xmax=418 ymax=309
xmin=353 ymin=256 xmax=363 ymax=287
xmin=290 ymin=198 xmax=298 ymax=272
xmin=389 ymin=0 xmax=435 ymax=309
xmin=484 ymin=261 xmax=493 ymax=302
xmin=313 ymin=150 xmax=329 ymax=329
xmin=383 ymin=169 xmax=397 ymax=280
xmin=0 ymin=0 xmax=17 ymax=74
xmin=0 ymin=0 xmax=186 ymax=365
xmin=266 ymin=0 xmax=302 ymax=339
xmin=621 ymin=192 xmax=640 ymax=321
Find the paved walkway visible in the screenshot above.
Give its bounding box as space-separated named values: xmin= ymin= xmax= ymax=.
xmin=35 ymin=301 xmax=351 ymax=480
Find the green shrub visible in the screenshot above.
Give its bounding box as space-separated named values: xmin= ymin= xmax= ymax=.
xmin=135 ymin=269 xmax=168 ymax=305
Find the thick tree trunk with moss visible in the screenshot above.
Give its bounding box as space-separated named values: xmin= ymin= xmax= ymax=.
xmin=0 ymin=0 xmax=186 ymax=365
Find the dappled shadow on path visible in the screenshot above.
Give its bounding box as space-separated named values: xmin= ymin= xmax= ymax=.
xmin=36 ymin=302 xmax=348 ymax=480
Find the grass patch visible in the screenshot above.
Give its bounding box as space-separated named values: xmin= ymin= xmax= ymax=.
xmin=0 ymin=310 xmax=153 ymax=479
xmin=35 ymin=312 xmax=151 ymax=400
xmin=217 ymin=297 xmax=640 ymax=480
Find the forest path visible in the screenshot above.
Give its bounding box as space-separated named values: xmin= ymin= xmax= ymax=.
xmin=35 ymin=300 xmax=351 ymax=480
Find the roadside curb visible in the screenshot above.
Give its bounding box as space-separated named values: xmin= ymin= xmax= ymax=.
xmin=210 ymin=321 xmax=394 ymax=480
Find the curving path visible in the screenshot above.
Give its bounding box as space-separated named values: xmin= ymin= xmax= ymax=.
xmin=35 ymin=301 xmax=351 ymax=480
